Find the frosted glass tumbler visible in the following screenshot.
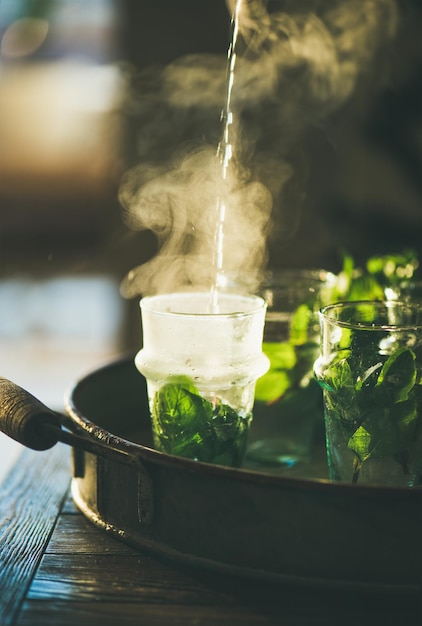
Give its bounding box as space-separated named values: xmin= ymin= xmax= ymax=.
xmin=135 ymin=291 xmax=269 ymax=466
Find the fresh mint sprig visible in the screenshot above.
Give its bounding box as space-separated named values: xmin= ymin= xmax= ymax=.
xmin=333 ymin=249 xmax=419 ymax=301
xmin=256 ymin=249 xmax=419 ymax=407
xmin=322 ymin=346 xmax=421 ymax=482
xmin=152 ymin=379 xmax=250 ymax=466
xmin=255 ymin=301 xmax=317 ymax=404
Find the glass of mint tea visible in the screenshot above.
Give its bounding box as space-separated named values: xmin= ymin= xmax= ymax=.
xmin=314 ymin=301 xmax=422 ymax=486
xmin=135 ymin=291 xmax=269 ymax=467
xmin=247 ymin=269 xmax=337 ymax=468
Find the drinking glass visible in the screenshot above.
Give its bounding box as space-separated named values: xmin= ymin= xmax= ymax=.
xmin=247 ymin=269 xmax=336 ymax=467
xmin=314 ymin=301 xmax=422 ymax=486
xmin=135 ymin=291 xmax=269 ymax=467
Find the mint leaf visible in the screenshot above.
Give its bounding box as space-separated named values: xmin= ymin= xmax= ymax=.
xmin=262 ymin=341 xmax=296 ymax=370
xmin=375 ymin=347 xmax=416 ymax=403
xmin=348 ymin=407 xmax=397 ymax=463
xmin=366 ymin=249 xmax=418 ymax=286
xmin=152 ymin=380 xmax=250 ymax=466
xmin=290 ymin=304 xmax=312 ymax=345
xmin=254 ymin=370 xmax=292 ymax=403
xmin=320 ymin=358 xmax=362 ymax=436
xmin=348 ymin=397 xmax=418 ymax=471
xmin=255 ymin=341 xmax=298 ymax=404
xmin=347 ymin=274 xmax=385 ymax=301
xmin=394 ymin=397 xmax=418 ymax=451
xmin=321 ymin=348 xmax=419 ymax=474
xmin=356 ymin=362 xmax=383 ymax=391
xmin=154 ymin=382 xmax=211 ymax=435
xmin=211 ymin=400 xmax=246 ymax=442
xmin=319 ymin=357 xmax=354 ymax=393
xmin=348 ymin=425 xmax=372 ymax=464
xmin=352 ymin=348 xmax=416 ymax=459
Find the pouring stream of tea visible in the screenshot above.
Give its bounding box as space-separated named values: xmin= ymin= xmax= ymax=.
xmin=210 ymin=0 xmax=242 ymax=312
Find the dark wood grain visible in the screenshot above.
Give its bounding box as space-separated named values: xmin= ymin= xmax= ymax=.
xmin=0 ymin=445 xmax=70 ymax=626
xmin=19 ymin=497 xmax=422 ymax=626
xmin=17 ymin=602 xmax=278 ymax=626
xmin=45 ymin=514 xmax=136 ymax=555
xmin=27 ymin=553 xmax=239 ymax=606
xmin=1 ymin=449 xmax=422 ymax=626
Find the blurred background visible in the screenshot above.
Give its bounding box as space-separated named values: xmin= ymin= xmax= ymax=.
xmin=0 ymin=0 xmax=421 ymax=473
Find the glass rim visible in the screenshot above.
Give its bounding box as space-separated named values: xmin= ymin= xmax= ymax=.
xmin=140 ymin=291 xmax=267 ymax=318
xmin=320 ymin=300 xmax=422 ymax=331
xmin=260 ymin=268 xmax=336 ymax=287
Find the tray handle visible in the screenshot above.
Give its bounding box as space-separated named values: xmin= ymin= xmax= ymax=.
xmin=0 ymin=377 xmax=141 ymax=464
xmin=0 ymin=377 xmax=61 ymax=450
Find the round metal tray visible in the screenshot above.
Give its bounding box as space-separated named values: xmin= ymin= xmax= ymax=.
xmin=64 ymin=355 xmax=422 ymax=593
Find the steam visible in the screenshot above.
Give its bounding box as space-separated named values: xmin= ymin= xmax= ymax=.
xmin=120 ymin=146 xmax=275 ymax=296
xmin=119 ymin=0 xmax=397 ymax=298
xmin=228 ymin=0 xmax=397 ymax=112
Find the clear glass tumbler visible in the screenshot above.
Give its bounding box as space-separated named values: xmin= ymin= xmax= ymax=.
xmin=135 ymin=291 xmax=269 ymax=467
xmin=314 ymin=300 xmax=422 ymax=486
xmin=247 ymin=269 xmax=336 ymax=467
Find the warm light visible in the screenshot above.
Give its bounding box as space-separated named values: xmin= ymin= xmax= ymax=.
xmin=0 ymin=62 xmax=123 ymax=187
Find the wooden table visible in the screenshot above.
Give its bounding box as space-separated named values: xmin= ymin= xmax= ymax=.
xmin=1 ymin=445 xmax=422 ymax=626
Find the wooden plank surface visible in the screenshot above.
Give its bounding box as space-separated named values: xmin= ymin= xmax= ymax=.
xmin=1 ymin=449 xmax=421 ymax=626
xmin=17 ymin=495 xmax=422 ymax=626
xmin=0 ymin=445 xmax=71 ymax=626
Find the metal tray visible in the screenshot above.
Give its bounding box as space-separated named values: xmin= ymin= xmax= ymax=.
xmin=61 ymin=355 xmax=422 ymax=594
xmin=0 ymin=355 xmax=421 ymax=593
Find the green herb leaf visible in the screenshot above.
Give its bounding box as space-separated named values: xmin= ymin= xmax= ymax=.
xmin=319 ymin=357 xmax=354 ymax=393
xmin=290 ymin=304 xmax=312 ymax=345
xmin=356 ymin=361 xmax=383 ymax=391
xmin=152 ymin=381 xmax=249 ymax=466
xmin=366 ymin=250 xmax=418 ymax=285
xmin=348 ymin=407 xmax=397 ymax=462
xmin=375 ymin=347 xmax=416 ymax=404
xmin=394 ymin=397 xmax=418 ymax=451
xmin=254 ymin=370 xmax=292 ymax=403
xmin=211 ymin=400 xmax=245 ymax=442
xmin=320 ymin=358 xmax=361 ymax=436
xmin=254 ymin=341 xmax=296 ymax=403
xmin=262 ymin=341 xmax=297 ymax=370
xmin=154 ymin=382 xmax=211 ymax=433
xmin=347 ymin=274 xmax=384 ymax=301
